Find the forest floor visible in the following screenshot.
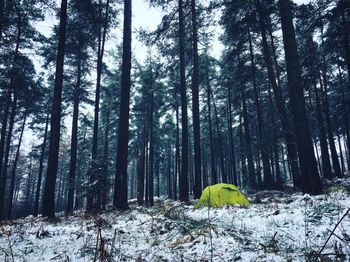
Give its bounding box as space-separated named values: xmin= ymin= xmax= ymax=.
xmin=1 ymin=179 xmax=350 ymax=262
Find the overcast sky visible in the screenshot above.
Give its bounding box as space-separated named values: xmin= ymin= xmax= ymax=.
xmin=36 ymin=0 xmax=312 ymax=63
xmin=132 ymin=0 xmax=311 ymax=62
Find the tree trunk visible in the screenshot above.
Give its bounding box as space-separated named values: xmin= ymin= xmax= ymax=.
xmin=336 ymin=130 xmax=346 ymax=175
xmin=319 ymin=71 xmax=342 ymax=178
xmin=191 ymin=0 xmax=201 ymax=199
xmin=267 ymin=86 xmax=282 ymax=188
xmin=148 ymin=76 xmax=154 ymax=206
xmin=137 ymin=142 xmax=145 ymax=205
xmin=202 ymin=145 xmax=208 ymax=187
xmin=318 ymin=18 xmax=342 ymax=178
xmin=241 ymin=84 xmax=255 ymax=189
xmin=25 ymin=149 xmax=34 ymax=211
xmin=144 ymin=130 xmax=149 ymax=206
xmin=34 ymin=112 xmax=50 ymax=216
xmin=0 ymin=15 xmax=21 ymax=219
xmin=92 ymin=0 xmax=110 ymax=160
xmin=0 ymin=91 xmax=17 ymax=219
xmin=155 ymin=149 xmax=160 ymax=197
xmin=239 ymin=114 xmax=247 ymax=186
xmin=174 ymin=91 xmax=180 ymax=200
xmin=257 ymin=0 xmax=301 ymax=188
xmin=102 ymin=104 xmax=110 ymax=210
xmin=247 ymin=22 xmax=272 ymax=188
xmin=113 ymin=0 xmax=132 ymax=210
xmin=313 ymin=82 xmax=332 ymax=179
xmin=279 ymin=0 xmax=322 ymax=194
xmin=178 ymin=0 xmax=189 ymax=202
xmin=13 ymin=172 xmax=22 ymax=207
xmin=129 ymin=160 xmax=136 ymax=199
xmin=75 ymin=126 xmax=87 ymax=210
xmin=227 ymin=85 xmax=237 ymax=185
xmin=7 ymin=113 xmax=26 ymax=219
xmin=42 ymin=0 xmax=68 ymax=218
xmin=0 ymin=92 xmax=11 ymax=207
xmin=167 ymin=145 xmax=172 ymax=198
xmin=211 ymin=91 xmax=227 ymax=183
xmin=205 ymin=62 xmax=217 ymax=184
xmin=90 ymin=0 xmax=110 ymax=212
xmin=66 ymin=48 xmax=82 ymax=215
xmin=337 ymin=64 xmax=350 ymax=169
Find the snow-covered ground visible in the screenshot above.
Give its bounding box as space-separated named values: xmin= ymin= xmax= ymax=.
xmin=1 ymin=181 xmax=350 ymax=261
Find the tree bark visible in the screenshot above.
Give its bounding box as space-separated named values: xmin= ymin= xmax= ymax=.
xmin=137 ymin=142 xmax=145 ymax=205
xmin=241 ymin=85 xmax=256 ymax=189
xmin=227 ymin=85 xmax=237 ymax=185
xmin=337 ymin=64 xmax=350 ymax=169
xmin=319 ymin=69 xmax=342 ymax=178
xmin=148 ymin=68 xmax=154 ymax=206
xmin=174 ymin=90 xmax=180 ymax=199
xmin=66 ymin=48 xmax=82 ymax=215
xmin=211 ymin=91 xmax=227 ymax=183
xmin=239 ymin=114 xmax=247 ymax=186
xmin=42 ymin=0 xmax=68 ymax=218
xmin=267 ymin=85 xmax=282 ymax=188
xmin=7 ymin=113 xmax=26 ymax=219
xmin=313 ymin=82 xmax=332 ymax=179
xmin=205 ymin=60 xmax=217 ymax=185
xmin=0 ymin=91 xmax=17 ymax=219
xmin=191 ymin=0 xmax=201 ymax=199
xmin=0 ymin=15 xmax=21 ymax=219
xmin=113 ymin=0 xmax=132 ymax=210
xmin=34 ymin=111 xmax=50 ymax=216
xmin=102 ymin=104 xmax=110 ymax=210
xmin=336 ymin=130 xmax=346 ymax=174
xmin=257 ymin=0 xmax=301 ymax=188
xmin=90 ymin=0 xmax=110 ymax=211
xmin=247 ymin=23 xmax=272 ymax=188
xmin=178 ymin=0 xmax=189 ymax=202
xmin=279 ymin=0 xmax=322 ymax=194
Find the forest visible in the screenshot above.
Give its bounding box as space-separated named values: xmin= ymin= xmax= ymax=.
xmin=0 ymin=0 xmax=350 ymax=260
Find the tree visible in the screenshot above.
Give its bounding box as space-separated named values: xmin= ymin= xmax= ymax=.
xmin=113 ymin=0 xmax=132 ymax=210
xmin=256 ymin=0 xmax=301 ymax=188
xmin=279 ymin=0 xmax=322 ymax=194
xmin=87 ymin=0 xmax=116 ymax=213
xmin=65 ymin=0 xmax=97 ymax=215
xmin=0 ymin=0 xmax=45 ymax=219
xmin=178 ymin=0 xmax=189 ymax=202
xmin=191 ymin=0 xmax=201 ymax=199
xmin=42 ymin=0 xmax=68 ymax=218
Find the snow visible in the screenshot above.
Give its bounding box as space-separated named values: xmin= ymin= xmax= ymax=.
xmin=1 ymin=182 xmax=350 ymax=261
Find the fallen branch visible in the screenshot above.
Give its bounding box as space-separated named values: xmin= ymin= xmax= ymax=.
xmin=311 ymin=208 xmax=350 ymax=262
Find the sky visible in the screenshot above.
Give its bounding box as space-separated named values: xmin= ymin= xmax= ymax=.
xmin=132 ymin=1 xmax=162 ymax=62
xmin=36 ymin=0 xmax=312 ymax=64
xmin=131 ymin=0 xmax=311 ymax=61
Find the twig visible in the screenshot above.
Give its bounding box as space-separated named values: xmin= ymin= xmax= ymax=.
xmin=268 ymin=232 xmax=277 ymax=247
xmin=326 ymin=229 xmax=344 ymax=242
xmin=312 ymin=208 xmax=350 ymax=262
xmin=6 ymin=233 xmax=14 ymax=262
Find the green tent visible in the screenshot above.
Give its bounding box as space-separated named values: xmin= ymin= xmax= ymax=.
xmin=196 ymin=183 xmax=250 ymax=208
